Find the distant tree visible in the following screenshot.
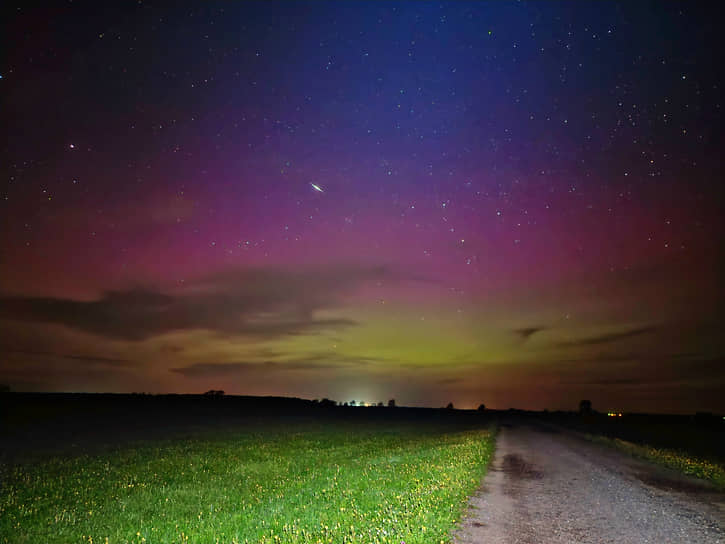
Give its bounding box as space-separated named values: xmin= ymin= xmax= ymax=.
xmin=349 ymin=400 xmax=356 ymax=406
xmin=579 ymin=399 xmax=592 ymax=414
xmin=477 ymin=403 xmax=486 ymax=412
xmin=343 ymin=402 xmax=348 ymax=407
xmin=0 ymin=384 xmax=10 ymax=393
xmin=377 ymin=402 xmax=384 ymax=407
xmin=319 ymin=398 xmax=336 ymax=408
xmin=446 ymin=402 xmax=454 ymax=410
xmin=388 ymin=398 xmax=396 ymax=408
xmin=204 ymin=390 xmax=225 ymax=397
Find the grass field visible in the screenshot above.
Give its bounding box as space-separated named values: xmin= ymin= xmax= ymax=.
xmin=586 ymin=433 xmax=725 ymax=489
xmin=0 ymin=421 xmax=495 ymax=544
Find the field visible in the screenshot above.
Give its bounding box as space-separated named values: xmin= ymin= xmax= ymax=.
xmin=532 ymin=410 xmax=725 ymax=489
xmin=0 ymin=413 xmax=495 ymax=544
xmin=585 ymin=434 xmax=725 ymax=489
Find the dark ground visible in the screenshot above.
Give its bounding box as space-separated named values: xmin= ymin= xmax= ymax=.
xmin=535 ymin=410 xmax=725 ymax=462
xmin=3 ymin=394 xmax=724 ymax=542
xmin=2 ymin=393 xmax=723 ymax=461
xmin=0 ymin=392 xmax=490 ymax=460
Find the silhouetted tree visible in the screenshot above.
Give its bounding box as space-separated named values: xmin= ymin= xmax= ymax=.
xmin=319 ymin=398 xmax=336 ymax=408
xmin=579 ymin=399 xmax=592 ymax=414
xmin=377 ymin=402 xmax=384 ymax=407
xmin=477 ymin=403 xmax=486 ymax=412
xmin=0 ymin=384 xmax=10 ymax=393
xmin=446 ymin=402 xmax=454 ymax=410
xmin=388 ymin=398 xmax=396 ymax=408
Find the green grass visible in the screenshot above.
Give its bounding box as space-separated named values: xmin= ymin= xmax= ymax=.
xmin=0 ymin=421 xmax=495 ymax=544
xmin=587 ymin=434 xmax=725 ymax=489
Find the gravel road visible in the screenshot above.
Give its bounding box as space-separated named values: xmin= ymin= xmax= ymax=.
xmin=454 ymin=422 xmax=724 ymax=544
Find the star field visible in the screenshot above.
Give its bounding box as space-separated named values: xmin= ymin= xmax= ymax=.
xmin=0 ymin=2 xmax=722 ymax=412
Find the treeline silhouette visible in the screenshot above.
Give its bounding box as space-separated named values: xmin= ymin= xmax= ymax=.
xmin=2 ymin=392 xmax=721 ymax=462
xmin=0 ymin=392 xmax=492 ymax=459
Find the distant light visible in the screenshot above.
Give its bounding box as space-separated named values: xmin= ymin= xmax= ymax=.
xmin=69 ymin=144 xmax=75 ymax=149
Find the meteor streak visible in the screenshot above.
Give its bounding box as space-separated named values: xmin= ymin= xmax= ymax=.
xmin=310 ymin=182 xmax=324 ymax=193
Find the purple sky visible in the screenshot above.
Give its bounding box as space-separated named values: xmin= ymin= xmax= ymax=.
xmin=1 ymin=2 xmax=723 ymax=412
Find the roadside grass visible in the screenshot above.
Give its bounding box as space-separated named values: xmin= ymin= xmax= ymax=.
xmin=587 ymin=434 xmax=725 ymax=489
xmin=0 ymin=421 xmax=495 ymax=544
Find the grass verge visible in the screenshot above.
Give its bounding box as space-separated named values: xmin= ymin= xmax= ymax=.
xmin=587 ymin=434 xmax=725 ymax=489
xmin=0 ymin=421 xmax=495 ymax=544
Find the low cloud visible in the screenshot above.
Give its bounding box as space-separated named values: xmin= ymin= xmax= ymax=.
xmin=562 ymin=377 xmax=651 ymax=386
xmin=171 ymin=361 xmax=276 ymax=377
xmin=558 ymin=354 xmax=725 ymax=388
xmin=170 ymin=353 xmax=376 ymax=378
xmin=512 ymin=326 xmax=545 ymax=341
xmin=0 ymin=265 xmax=396 ymax=341
xmin=170 ymin=352 xmax=383 ymax=377
xmin=557 ymin=325 xmax=658 ymax=347
xmin=5 ymin=349 xmax=133 ymax=367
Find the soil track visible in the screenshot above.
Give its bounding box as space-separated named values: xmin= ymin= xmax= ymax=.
xmin=455 ymin=422 xmax=725 ymax=543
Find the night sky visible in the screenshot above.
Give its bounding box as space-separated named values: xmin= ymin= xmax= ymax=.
xmin=1 ymin=2 xmax=723 ymax=413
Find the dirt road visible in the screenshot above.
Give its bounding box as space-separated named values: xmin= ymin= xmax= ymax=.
xmin=454 ymin=422 xmax=724 ymax=543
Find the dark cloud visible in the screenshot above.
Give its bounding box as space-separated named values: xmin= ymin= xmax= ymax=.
xmin=0 ymin=265 xmax=396 ymax=341
xmin=562 ymin=376 xmax=715 ymax=388
xmin=557 ymin=326 xmax=658 ymax=347
xmin=512 ymin=327 xmax=545 ymax=341
xmin=671 ymin=355 xmax=725 ymax=379
xmin=171 ymin=361 xmax=276 ymax=377
xmin=171 ymin=357 xmax=370 ymax=378
xmin=159 ymin=344 xmax=184 ymax=354
xmin=62 ymin=354 xmax=132 ymax=366
xmin=563 ymin=377 xmax=652 ymax=386
xmin=4 ymin=349 xmax=132 ymax=366
xmin=170 ymin=351 xmax=381 ymax=378
xmin=550 ymin=355 xmax=636 ymax=365
xmin=278 ymin=352 xmax=379 ymax=367
xmin=559 ymin=355 xmax=725 ymax=388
